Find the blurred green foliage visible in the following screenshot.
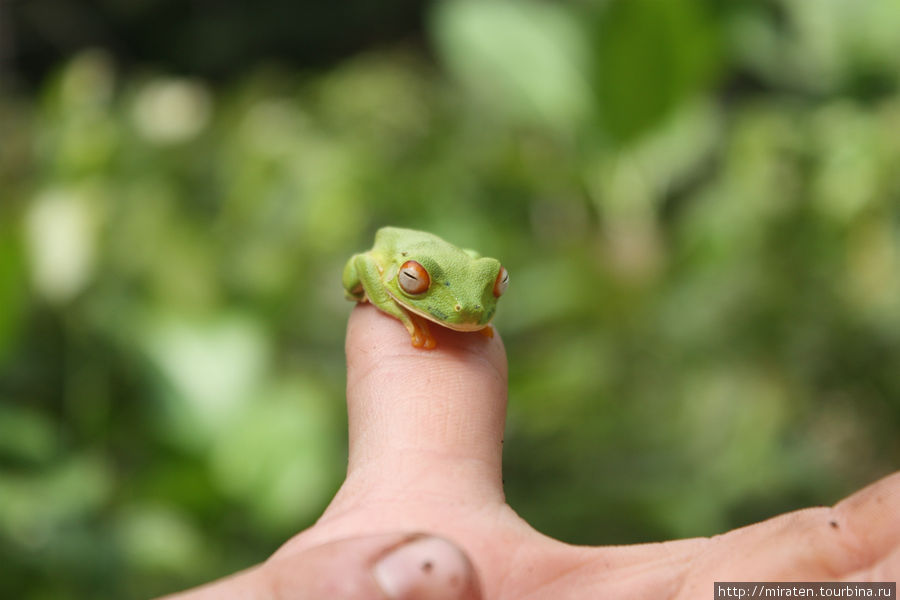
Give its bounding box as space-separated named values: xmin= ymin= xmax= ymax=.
xmin=2 ymin=0 xmax=900 ymax=597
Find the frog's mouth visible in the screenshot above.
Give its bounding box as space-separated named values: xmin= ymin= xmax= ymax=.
xmin=387 ymin=291 xmax=489 ymax=332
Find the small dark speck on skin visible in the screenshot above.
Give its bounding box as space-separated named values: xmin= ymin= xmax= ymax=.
xmin=444 ymin=280 xmax=451 ymax=287
xmin=422 ymin=560 xmax=433 ymax=573
xmin=830 ymin=520 xmax=839 ymax=529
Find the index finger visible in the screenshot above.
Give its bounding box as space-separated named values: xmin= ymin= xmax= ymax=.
xmin=341 ymin=303 xmax=508 ymax=503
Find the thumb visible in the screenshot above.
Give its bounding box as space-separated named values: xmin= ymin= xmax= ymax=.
xmin=163 ymin=532 xmax=482 ymax=600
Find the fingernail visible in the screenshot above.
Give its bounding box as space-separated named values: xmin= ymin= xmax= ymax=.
xmin=373 ymin=535 xmax=474 ymax=600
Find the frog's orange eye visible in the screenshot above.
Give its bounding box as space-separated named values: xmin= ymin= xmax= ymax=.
xmin=493 ymin=266 xmax=509 ymax=297
xmin=398 ymin=260 xmax=430 ymax=295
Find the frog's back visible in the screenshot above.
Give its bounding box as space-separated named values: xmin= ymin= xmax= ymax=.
xmin=374 ymin=227 xmax=449 ymax=253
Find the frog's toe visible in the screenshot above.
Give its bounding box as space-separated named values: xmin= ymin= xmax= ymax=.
xmin=410 ymin=330 xmax=426 ymax=348
xmin=421 ymin=334 xmax=437 ymax=350
xmin=407 ymin=313 xmax=437 ymax=350
xmin=410 ymin=329 xmax=437 ymax=349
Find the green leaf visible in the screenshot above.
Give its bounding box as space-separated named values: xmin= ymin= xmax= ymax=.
xmin=591 ymin=0 xmax=722 ymax=144
xmin=431 ymin=0 xmax=591 ymax=131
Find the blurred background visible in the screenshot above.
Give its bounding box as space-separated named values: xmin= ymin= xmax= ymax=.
xmin=1 ymin=0 xmax=899 ymax=597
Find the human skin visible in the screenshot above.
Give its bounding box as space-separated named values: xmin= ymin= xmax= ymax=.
xmin=164 ymin=304 xmax=900 ymax=599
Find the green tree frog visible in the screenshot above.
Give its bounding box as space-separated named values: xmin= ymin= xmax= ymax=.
xmin=343 ymin=227 xmax=509 ymax=349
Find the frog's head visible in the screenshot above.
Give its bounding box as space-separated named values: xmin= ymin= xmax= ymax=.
xmin=384 ymin=250 xmax=508 ymax=332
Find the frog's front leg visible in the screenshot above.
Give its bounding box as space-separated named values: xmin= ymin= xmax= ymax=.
xmin=342 ymin=253 xmax=366 ymax=301
xmin=345 ymin=253 xmax=436 ymax=349
xmin=403 ymin=311 xmax=436 ymax=350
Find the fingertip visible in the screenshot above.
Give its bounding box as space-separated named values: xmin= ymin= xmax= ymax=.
xmin=264 ymin=533 xmax=481 ymax=600
xmin=344 ymin=304 xmax=507 ymax=403
xmin=346 ymin=303 xmax=506 ymax=369
xmin=373 ymin=535 xmax=482 ymax=600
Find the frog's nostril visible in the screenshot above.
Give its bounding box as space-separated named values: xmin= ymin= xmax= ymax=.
xmin=454 ymin=304 xmax=461 ymax=312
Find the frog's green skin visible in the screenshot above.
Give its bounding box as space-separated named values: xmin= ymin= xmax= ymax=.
xmin=343 ymin=227 xmax=506 ymax=349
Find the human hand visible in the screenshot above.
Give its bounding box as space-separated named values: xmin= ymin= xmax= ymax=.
xmin=164 ymin=304 xmax=900 ymax=599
